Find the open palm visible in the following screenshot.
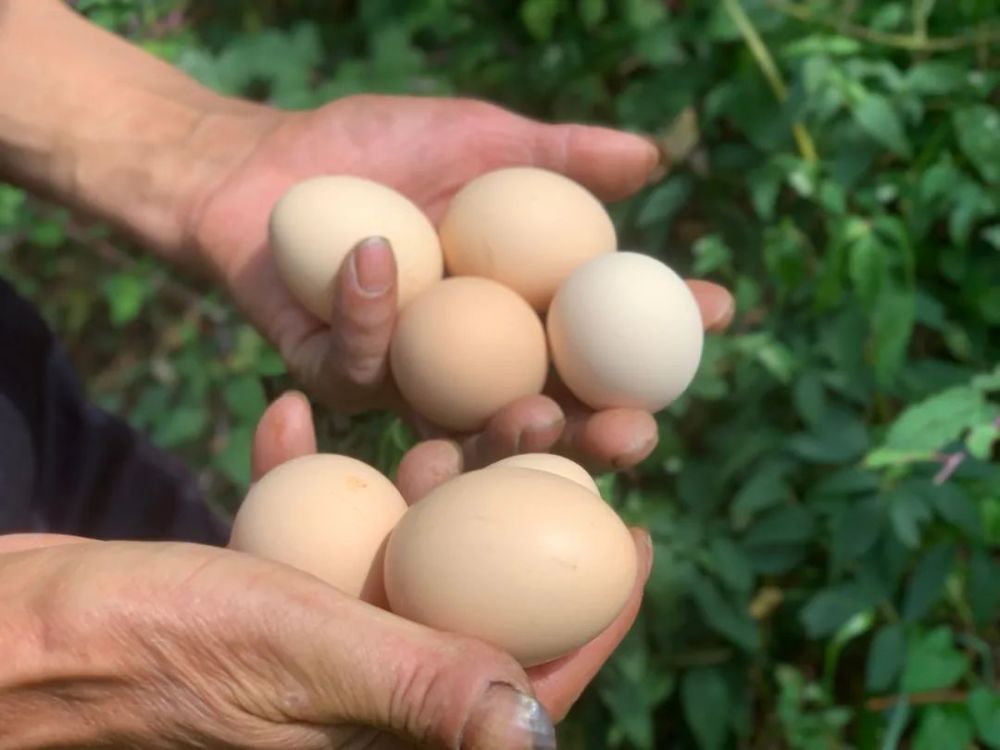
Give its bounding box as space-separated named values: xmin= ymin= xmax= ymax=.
xmin=190 ymin=95 xmax=733 ymax=493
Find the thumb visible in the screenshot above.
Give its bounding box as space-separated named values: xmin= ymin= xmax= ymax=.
xmin=525 ymin=121 xmax=664 ymax=202
xmin=261 ymin=572 xmax=557 ymax=749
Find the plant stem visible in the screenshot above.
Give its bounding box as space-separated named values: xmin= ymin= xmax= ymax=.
xmin=723 ymin=0 xmax=819 ymax=163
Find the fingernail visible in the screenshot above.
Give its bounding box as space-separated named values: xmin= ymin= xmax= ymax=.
xmin=705 ymin=294 xmax=735 ymax=332
xmin=516 ymin=417 xmax=565 ymax=454
xmin=613 ymin=434 xmax=657 ymax=470
xmin=639 ymin=134 xmax=670 ymax=183
xmin=352 ymin=236 xmax=394 ymax=297
xmin=639 ymin=529 xmax=654 ymax=580
xmin=466 ymin=683 xmax=557 ymax=749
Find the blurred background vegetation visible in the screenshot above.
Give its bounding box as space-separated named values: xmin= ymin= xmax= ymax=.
xmin=1 ymin=0 xmax=998 ymax=748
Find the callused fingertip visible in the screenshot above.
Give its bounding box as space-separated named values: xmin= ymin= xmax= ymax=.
xmin=351 ymin=235 xmax=396 ymax=297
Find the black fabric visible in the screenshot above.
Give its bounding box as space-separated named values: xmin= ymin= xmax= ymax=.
xmin=0 ymin=276 xmax=230 ymax=544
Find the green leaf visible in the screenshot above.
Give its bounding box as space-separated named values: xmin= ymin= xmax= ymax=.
xmin=848 ymin=230 xmax=888 ymax=307
xmin=706 ymin=536 xmax=754 ymax=593
xmin=830 ymin=497 xmax=883 ymax=573
xmin=692 ymin=234 xmax=732 ymax=276
xmin=872 ymin=289 xmax=916 ymax=384
xmin=969 ymin=687 xmax=1000 ymax=749
xmin=689 ymin=571 xmax=760 ymax=652
xmin=866 ymin=623 xmax=905 ymax=692
xmin=792 ymin=369 xmax=828 ymax=429
xmin=901 ymin=628 xmax=969 ymax=693
xmin=577 ymin=0 xmax=605 ymax=28
xmin=967 ymin=423 xmax=999 ymax=460
xmin=788 ymin=409 xmax=869 ymax=464
xmin=905 ymin=61 xmax=967 ymax=95
xmin=881 ymin=386 xmax=990 ymax=452
xmin=152 ymin=405 xmax=208 ymax=449
xmin=742 ymin=506 xmax=815 ymax=547
xmin=223 ymin=375 xmax=268 ymax=422
xmin=623 ymin=0 xmax=667 ymax=30
xmin=729 ymin=464 xmax=789 ymax=529
xmin=925 ymin=482 xmax=984 ymax=539
xmin=888 ymin=489 xmax=933 ymax=548
xmin=953 ymin=105 xmax=1000 ymax=184
xmin=681 ymin=667 xmax=730 ymax=750
xmin=969 ymin=548 xmax=1000 ymax=628
xmin=520 ymin=0 xmax=560 ymax=40
xmin=101 ymin=273 xmax=149 ymax=327
xmin=637 ymin=175 xmax=692 ymax=228
xmin=215 ymin=424 xmax=254 ymax=486
xmin=28 ymin=218 xmax=66 ymax=249
xmin=913 ymin=706 xmax=975 ymax=750
xmin=852 ymin=91 xmax=911 ymax=159
xmin=902 ymin=543 xmax=956 ymax=623
xmin=800 ymin=583 xmax=877 ymax=639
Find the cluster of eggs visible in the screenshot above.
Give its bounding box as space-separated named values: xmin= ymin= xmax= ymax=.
xmin=228 ymin=167 xmax=705 ymax=667
xmin=267 ymin=167 xmax=705 ymax=431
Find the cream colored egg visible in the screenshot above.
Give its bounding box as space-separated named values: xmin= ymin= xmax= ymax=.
xmin=389 ymin=277 xmax=548 ymax=432
xmin=439 ymin=167 xmax=616 ymax=311
xmin=492 ymin=453 xmax=599 ymax=495
xmin=547 ymin=251 xmax=704 ymax=412
xmin=384 ymin=466 xmax=637 ymax=667
xmin=229 ymin=454 xmax=407 ymax=606
xmin=269 ymin=175 xmax=443 ymax=322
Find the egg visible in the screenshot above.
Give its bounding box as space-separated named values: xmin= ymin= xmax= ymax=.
xmin=229 ymin=454 xmax=408 ymax=606
xmin=547 ymin=251 xmax=704 ymax=413
xmin=438 ymin=167 xmax=616 ymax=311
xmin=383 ymin=466 xmax=637 ymax=667
xmin=389 ymin=277 xmax=548 ymax=432
xmin=269 ymin=175 xmax=443 ymax=322
xmin=492 ymin=453 xmax=599 ymax=495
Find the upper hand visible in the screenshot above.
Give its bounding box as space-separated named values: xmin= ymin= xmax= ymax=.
xmin=187 ymin=94 xmax=735 ymax=481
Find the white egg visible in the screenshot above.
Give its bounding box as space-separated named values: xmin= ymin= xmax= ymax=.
xmin=546 ymin=251 xmax=704 ymax=412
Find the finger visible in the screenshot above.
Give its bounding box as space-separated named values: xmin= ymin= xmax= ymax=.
xmin=460 ymin=394 xmax=565 ymax=470
xmin=527 ymin=528 xmax=653 ymax=721
xmin=396 ymin=439 xmax=464 ymax=503
xmin=245 ymin=556 xmax=557 ymax=749
xmin=251 ymin=390 xmax=317 ymax=480
xmin=557 ymin=407 xmax=659 ymax=473
xmin=527 ymin=122 xmax=663 ymax=202
xmin=328 ymin=236 xmax=398 ymax=390
xmin=0 ymin=533 xmax=93 ymax=554
xmin=686 ymin=280 xmax=734 ymax=332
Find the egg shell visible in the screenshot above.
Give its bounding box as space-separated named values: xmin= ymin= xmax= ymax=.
xmin=547 ymin=251 xmax=704 ymax=413
xmin=492 ymin=453 xmax=600 ymax=495
xmin=229 ymin=454 xmax=408 ymax=606
xmin=439 ymin=167 xmax=616 ymax=311
xmin=269 ymin=175 xmax=443 ymax=322
xmin=389 ymin=276 xmax=549 ymax=432
xmin=383 ymin=466 xmax=637 ymax=667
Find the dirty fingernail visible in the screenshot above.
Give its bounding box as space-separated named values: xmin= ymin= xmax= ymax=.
xmin=465 ymin=684 xmax=557 ymax=749
xmin=352 ymin=236 xmax=395 ymax=297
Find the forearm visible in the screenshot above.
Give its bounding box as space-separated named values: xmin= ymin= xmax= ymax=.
xmin=0 ymin=0 xmax=267 ymax=267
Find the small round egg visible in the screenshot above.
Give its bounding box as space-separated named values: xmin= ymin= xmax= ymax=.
xmin=229 ymin=454 xmax=408 ymax=606
xmin=384 ymin=466 xmax=637 ymax=667
xmin=439 ymin=167 xmax=616 ymax=311
xmin=269 ymin=175 xmax=443 ymax=322
xmin=389 ymin=277 xmax=548 ymax=432
xmin=547 ymin=251 xmax=704 ymax=413
xmin=492 ymin=453 xmax=599 ymax=495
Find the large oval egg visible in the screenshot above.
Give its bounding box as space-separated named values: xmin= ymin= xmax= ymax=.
xmin=229 ymin=454 xmax=408 ymax=606
xmin=439 ymin=167 xmax=616 ymax=311
xmin=269 ymin=175 xmax=443 ymax=322
xmin=547 ymin=251 xmax=704 ymax=413
xmin=384 ymin=466 xmax=637 ymax=667
xmin=389 ymin=277 xmax=548 ymax=432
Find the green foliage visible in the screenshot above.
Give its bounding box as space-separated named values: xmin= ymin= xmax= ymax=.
xmin=1 ymin=1 xmax=998 ymax=748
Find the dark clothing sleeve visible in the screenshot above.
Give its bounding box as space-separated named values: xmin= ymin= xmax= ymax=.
xmin=0 ymin=277 xmax=230 ymax=545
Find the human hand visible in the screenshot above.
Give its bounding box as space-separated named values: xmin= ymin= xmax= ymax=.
xmin=188 ymin=95 xmax=734 ymax=480
xmin=0 ymin=393 xmax=652 ymax=748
